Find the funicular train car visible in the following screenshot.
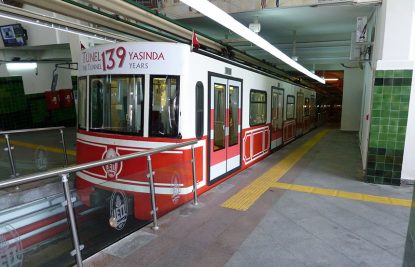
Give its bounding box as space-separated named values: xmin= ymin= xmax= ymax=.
xmin=76 ymin=42 xmax=316 ymax=223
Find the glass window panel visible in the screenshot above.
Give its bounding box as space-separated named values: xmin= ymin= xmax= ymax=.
xmin=89 ymin=75 xmax=144 ymax=134
xmin=214 ymin=83 xmax=225 ymax=151
xmin=271 ymin=91 xmax=278 ymax=132
xmin=304 ymin=97 xmax=310 ymax=116
xmin=78 ymin=77 xmax=87 ymax=129
xmin=150 ymin=76 xmax=180 ymax=137
xmin=277 ymin=90 xmax=284 ymax=129
xmin=250 ymin=90 xmax=267 ymax=126
xmin=297 ymin=93 xmax=304 ymax=123
xmin=310 ymin=96 xmax=316 ymax=116
xmin=271 ymin=89 xmax=284 ymax=131
xmin=90 ymin=76 xmax=106 ymax=129
xmin=229 ymin=85 xmax=239 ymax=146
xmin=195 ymin=81 xmax=204 ymax=139
xmin=286 ymin=95 xmax=295 ymax=120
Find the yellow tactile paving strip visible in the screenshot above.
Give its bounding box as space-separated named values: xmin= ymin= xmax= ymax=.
xmin=271 ymin=182 xmax=414 ymax=208
xmin=221 ymin=129 xmax=331 ymax=211
xmin=1 ymin=138 xmax=76 ymax=156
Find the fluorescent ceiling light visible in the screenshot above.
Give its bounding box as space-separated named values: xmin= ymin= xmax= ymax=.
xmin=6 ymin=62 xmax=37 ymax=71
xmin=0 ymin=12 xmax=116 ymax=43
xmin=180 ymin=0 xmax=325 ymax=84
xmin=324 ymin=78 xmax=339 ymax=81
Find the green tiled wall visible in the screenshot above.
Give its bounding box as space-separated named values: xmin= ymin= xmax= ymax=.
xmin=366 ymin=69 xmax=412 ymax=185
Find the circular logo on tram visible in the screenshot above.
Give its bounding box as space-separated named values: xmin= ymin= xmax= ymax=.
xmin=0 ymin=224 xmax=23 ymax=267
xmin=171 ymin=173 xmax=181 ymax=205
xmin=35 ymin=146 xmax=48 ymax=170
xmin=102 ymin=148 xmax=122 ymax=179
xmin=109 ymin=191 xmax=128 ymax=231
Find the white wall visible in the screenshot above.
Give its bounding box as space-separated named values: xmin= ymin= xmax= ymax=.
xmin=0 ymin=63 xmax=72 ymax=94
xmin=372 ymin=0 xmax=387 ymax=66
xmin=381 ymin=0 xmax=415 ymax=61
xmin=374 ymin=0 xmax=415 ymax=182
xmin=358 ymin=4 xmax=378 ymax=169
xmin=341 ymin=68 xmax=364 ymax=131
xmin=402 ymin=67 xmax=415 ymax=181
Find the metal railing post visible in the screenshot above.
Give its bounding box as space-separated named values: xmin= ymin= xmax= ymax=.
xmin=146 ymin=155 xmax=159 ymax=230
xmin=59 ymin=129 xmax=69 ymax=166
xmin=4 ymin=134 xmax=17 ymax=178
xmin=61 ymin=173 xmax=83 ymax=267
xmin=191 ymin=145 xmax=198 ymax=205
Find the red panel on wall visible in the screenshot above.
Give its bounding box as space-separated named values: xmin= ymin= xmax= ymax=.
xmin=59 ymin=89 xmax=74 ymax=107
xmin=44 ymin=91 xmax=60 ymax=110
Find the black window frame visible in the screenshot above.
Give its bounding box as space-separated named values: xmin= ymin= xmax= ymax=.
xmin=195 ymin=81 xmax=204 ymax=139
xmin=77 ymin=76 xmax=87 ymax=130
xmin=249 ymin=89 xmax=267 ymax=127
xmin=88 ymin=74 xmax=145 ymax=136
xmin=149 ymin=75 xmax=180 ymax=138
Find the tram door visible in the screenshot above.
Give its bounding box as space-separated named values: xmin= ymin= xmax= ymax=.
xmin=270 ymin=87 xmax=284 ymax=149
xmin=296 ymin=92 xmax=304 ymax=136
xmin=209 ymin=76 xmax=242 ymax=182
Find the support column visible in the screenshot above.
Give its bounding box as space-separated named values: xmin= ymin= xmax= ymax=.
xmin=365 ymin=0 xmax=415 ymax=185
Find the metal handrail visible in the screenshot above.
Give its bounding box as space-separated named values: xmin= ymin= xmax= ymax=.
xmin=0 ymin=126 xmax=65 ymax=135
xmin=0 ymin=139 xmax=199 ymax=267
xmin=1 ymin=126 xmax=69 ymax=178
xmin=0 ymin=140 xmax=197 ymax=189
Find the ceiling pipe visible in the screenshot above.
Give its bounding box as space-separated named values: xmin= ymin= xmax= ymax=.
xmin=81 ymin=0 xmax=223 ymax=50
xmin=0 ymin=3 xmax=134 ymax=42
xmin=13 ymin=0 xmax=174 ymax=42
xmin=12 ymin=0 xmax=324 ymax=90
xmin=72 ymin=0 xmax=298 ymax=80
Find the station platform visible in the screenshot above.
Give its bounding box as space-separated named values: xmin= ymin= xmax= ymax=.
xmin=83 ymin=129 xmax=415 ymax=267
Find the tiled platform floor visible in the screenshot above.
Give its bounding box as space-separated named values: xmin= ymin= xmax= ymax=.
xmin=84 ymin=129 xmax=414 ymax=267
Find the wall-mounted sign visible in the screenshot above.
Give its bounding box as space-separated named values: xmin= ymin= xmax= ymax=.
xmin=78 ymin=42 xmax=187 ymax=76
xmin=356 ymin=16 xmax=368 ymax=43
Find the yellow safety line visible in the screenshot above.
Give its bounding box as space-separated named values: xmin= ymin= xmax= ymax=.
xmin=221 ymin=129 xmax=331 ymax=211
xmin=271 ymin=182 xmax=414 ymax=208
xmin=1 ymin=138 xmax=76 ymax=156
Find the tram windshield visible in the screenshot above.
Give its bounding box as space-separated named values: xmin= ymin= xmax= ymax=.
xmin=89 ymin=75 xmax=144 ymax=135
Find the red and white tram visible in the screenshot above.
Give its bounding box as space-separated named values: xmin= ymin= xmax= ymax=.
xmin=76 ymin=42 xmax=316 ymax=221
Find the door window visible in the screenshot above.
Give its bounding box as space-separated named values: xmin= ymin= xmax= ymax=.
xmin=214 ymin=83 xmax=226 ymax=151
xmin=229 ymin=85 xmax=239 ymax=146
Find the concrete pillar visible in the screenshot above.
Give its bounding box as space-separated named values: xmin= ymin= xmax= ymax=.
xmin=365 ymin=0 xmax=415 ymax=185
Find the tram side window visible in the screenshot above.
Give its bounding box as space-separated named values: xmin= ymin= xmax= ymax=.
xmin=78 ymin=77 xmax=87 ymax=129
xmin=90 ymin=76 xmax=106 ymax=129
xmin=150 ymin=76 xmax=180 ymax=137
xmin=286 ymin=95 xmax=295 ymax=120
xmin=250 ymin=90 xmax=267 ymax=126
xmin=195 ymin=81 xmax=204 ymax=139
xmin=89 ymin=75 xmax=144 ymax=135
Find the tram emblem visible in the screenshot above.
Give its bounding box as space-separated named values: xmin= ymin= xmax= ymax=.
xmin=109 ymin=191 xmax=128 ymax=231
xmin=35 ymin=146 xmax=48 ymax=171
xmin=102 ymin=148 xmax=122 ymax=179
xmin=171 ymin=173 xmax=181 ymax=205
xmin=0 ymin=224 xmax=23 ymax=267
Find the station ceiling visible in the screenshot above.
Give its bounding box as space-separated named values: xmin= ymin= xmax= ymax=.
xmin=3 ymin=0 xmax=379 ymax=95
xmin=177 ymin=3 xmax=376 ymax=69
